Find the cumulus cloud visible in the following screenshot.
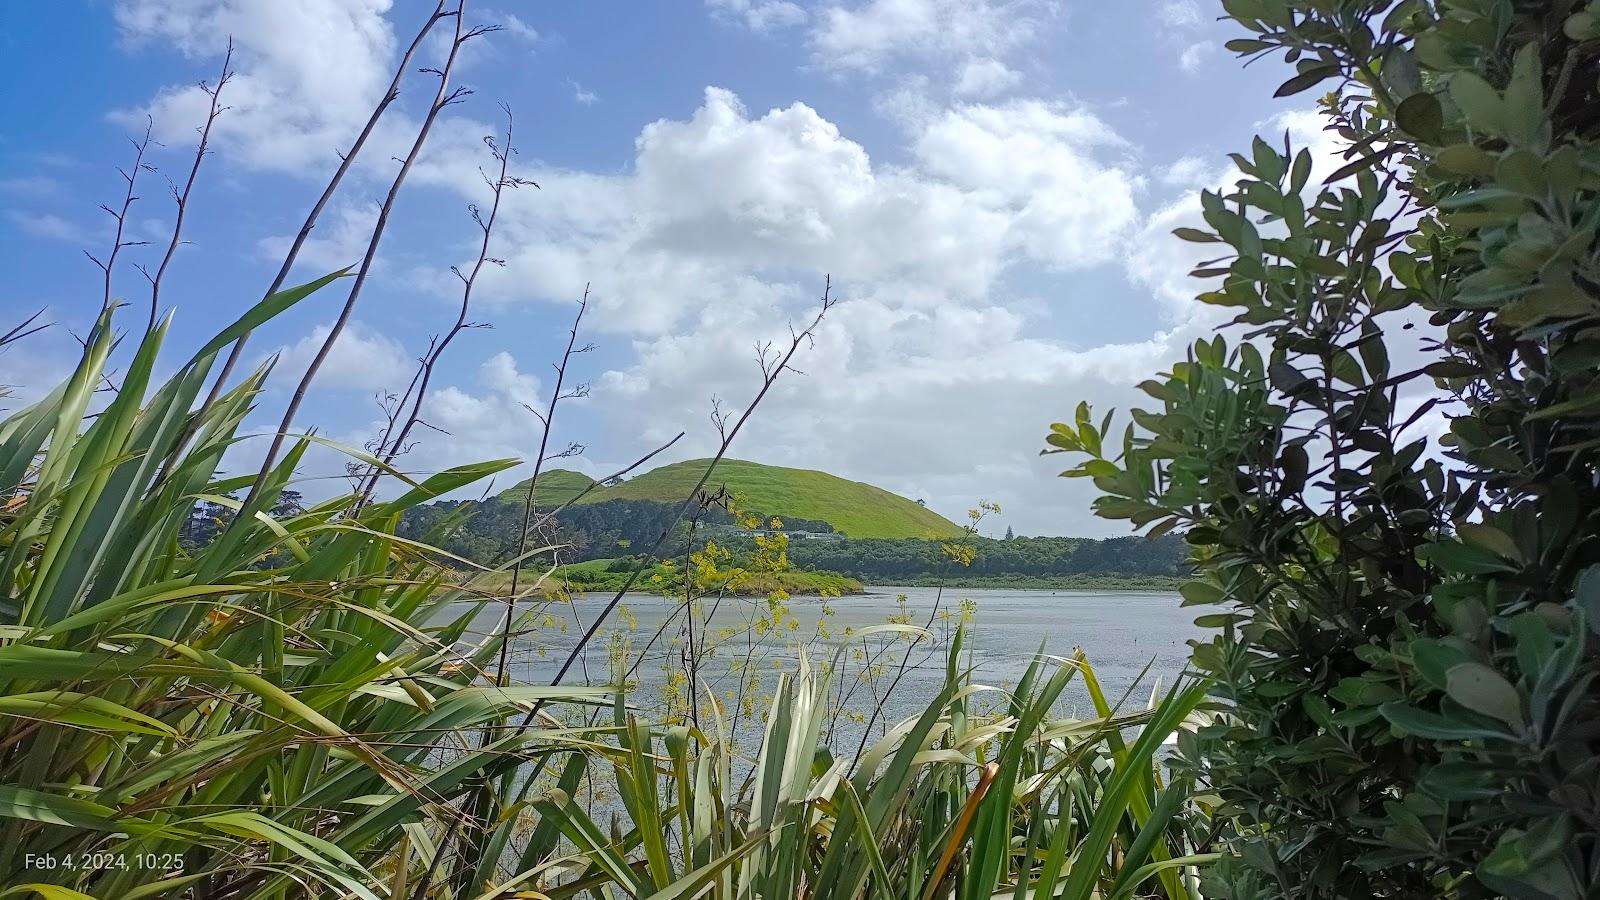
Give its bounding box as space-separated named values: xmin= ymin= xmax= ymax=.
xmin=1156 ymin=1 xmax=1221 ymax=75
xmin=400 ymin=88 xmax=1185 ymax=533
xmin=420 ymin=352 xmax=543 ymax=453
xmin=911 ymin=100 xmax=1140 ymax=267
xmin=953 ymin=58 xmax=1023 ymax=98
xmin=812 ymin=0 xmax=1056 ymax=74
xmin=255 ymin=203 xmax=379 ymax=273
xmin=111 ymin=0 xmax=401 ymax=171
xmin=239 ymin=80 xmax=1173 ymax=530
xmin=268 ymin=321 xmax=412 ymax=392
xmin=339 ymin=350 xmax=564 ymax=492
xmin=463 ymin=88 xmax=1142 ymax=339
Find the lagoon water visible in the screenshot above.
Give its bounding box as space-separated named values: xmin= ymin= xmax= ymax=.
xmin=462 ymin=586 xmax=1212 ymax=744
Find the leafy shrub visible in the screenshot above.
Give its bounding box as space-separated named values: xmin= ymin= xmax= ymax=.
xmin=1047 ymin=1 xmax=1600 ymax=897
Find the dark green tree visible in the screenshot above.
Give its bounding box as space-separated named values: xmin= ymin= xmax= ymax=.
xmin=1047 ymin=2 xmax=1600 ymax=897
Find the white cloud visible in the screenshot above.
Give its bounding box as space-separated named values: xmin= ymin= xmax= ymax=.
xmin=344 ymin=351 xmax=558 ymax=490
xmin=422 ymin=352 xmax=543 ymax=450
xmin=455 ymin=88 xmax=1142 ymax=344
xmin=256 ymin=203 xmax=378 ymax=274
xmin=388 ymin=88 xmax=1187 ymax=533
xmin=269 ymin=320 xmax=412 ymax=392
xmin=707 ymin=0 xmax=808 ymax=31
xmin=7 ymin=211 xmax=92 ymax=243
xmin=911 ymin=100 xmax=1141 ymax=267
xmin=98 ymin=0 xmax=1249 ymax=533
xmin=0 ymin=175 xmax=63 ymax=197
xmin=812 ymin=0 xmax=1056 ymax=73
xmin=1161 ymin=155 xmax=1213 ymax=188
xmin=1159 ymin=0 xmax=1204 ymax=29
xmin=112 ymin=0 xmax=401 ymax=172
xmin=589 ymin=286 xmax=1212 ymax=536
xmin=568 ymin=79 xmax=600 ymax=106
xmin=1179 ymin=41 xmax=1214 ymax=74
xmin=282 ymin=83 xmax=1170 ymax=532
xmin=953 ymin=58 xmax=1022 ymax=98
xmin=1157 ymin=1 xmax=1217 ymax=75
xmin=495 ymin=11 xmax=540 ymax=43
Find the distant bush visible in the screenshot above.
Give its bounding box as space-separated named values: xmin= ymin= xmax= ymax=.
xmin=1049 ymin=2 xmax=1600 ymax=896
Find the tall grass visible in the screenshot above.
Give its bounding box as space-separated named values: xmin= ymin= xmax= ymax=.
xmin=0 ymin=295 xmax=609 ymax=898
xmin=0 ymin=303 xmax=1216 ymax=899
xmin=535 ymin=630 xmax=1215 ymax=900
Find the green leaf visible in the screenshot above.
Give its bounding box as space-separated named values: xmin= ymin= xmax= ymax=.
xmin=1448 ymin=72 xmax=1505 ymax=136
xmin=1395 ymin=92 xmax=1443 ymax=143
xmin=1410 ymin=638 xmax=1470 ymax=691
xmin=1479 ymin=818 xmax=1585 ymax=900
xmin=1289 ymin=148 xmax=1312 ymax=194
xmin=1573 ymin=566 xmax=1600 ymax=637
xmin=1445 ymin=662 xmax=1524 ymax=727
xmin=1378 ymin=703 xmax=1515 ymax=742
xmin=1526 ymin=393 xmax=1600 ymax=421
xmin=0 ymin=887 xmax=99 ymax=900
xmin=1456 ymin=522 xmax=1525 ymax=564
xmin=1436 ymin=144 xmax=1496 ymax=177
xmin=193 ymin=268 xmax=349 ymax=361
xmin=0 ymin=784 xmax=155 ymax=833
xmin=1420 ymin=540 xmax=1517 ymax=575
xmin=1424 ymin=359 xmax=1479 ymax=379
xmin=1501 ymin=43 xmax=1546 ymax=147
xmin=1180 ymin=582 xmax=1225 ymax=607
xmin=1323 ymin=146 xmax=1401 ymax=184
xmin=1275 ymin=64 xmax=1338 ymax=98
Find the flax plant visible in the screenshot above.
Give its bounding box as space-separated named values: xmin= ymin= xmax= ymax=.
xmin=0 ymin=294 xmax=609 ymax=898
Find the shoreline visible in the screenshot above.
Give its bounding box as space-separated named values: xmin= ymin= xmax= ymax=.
xmin=859 ymin=575 xmax=1185 ymax=592
xmin=460 ymin=567 xmax=1183 ymax=597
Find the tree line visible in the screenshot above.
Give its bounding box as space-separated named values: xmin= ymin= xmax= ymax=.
xmin=396 ymin=495 xmax=1186 ymax=581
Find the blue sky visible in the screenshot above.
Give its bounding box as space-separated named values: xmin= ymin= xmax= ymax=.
xmin=0 ymin=0 xmax=1318 ymax=536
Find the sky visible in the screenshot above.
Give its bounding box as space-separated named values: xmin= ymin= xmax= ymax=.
xmin=0 ymin=0 xmax=1330 ymax=537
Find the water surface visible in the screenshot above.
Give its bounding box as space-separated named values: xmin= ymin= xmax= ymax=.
xmin=459 ymin=585 xmax=1212 ymax=744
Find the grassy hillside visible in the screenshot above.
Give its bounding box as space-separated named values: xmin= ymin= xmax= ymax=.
xmin=496 ymin=458 xmax=963 ymax=539
xmin=499 ymin=469 xmax=597 ymax=507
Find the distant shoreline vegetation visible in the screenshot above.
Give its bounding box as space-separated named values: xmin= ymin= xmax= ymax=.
xmin=866 ymin=574 xmax=1185 ymax=592
xmin=398 ymin=459 xmax=1190 ymax=591
xmin=464 ymin=557 xmax=866 ymax=597
xmin=462 ymin=564 xmax=1179 ymax=598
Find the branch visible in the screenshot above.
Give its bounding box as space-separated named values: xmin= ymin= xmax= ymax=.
xmin=0 ymin=310 xmax=50 ymax=349
xmin=240 ymin=0 xmax=470 ymax=513
xmin=158 ymin=1 xmax=453 ymax=484
xmin=498 ymin=289 xmax=591 ymax=684
xmin=503 ymin=275 xmax=839 ymax=738
xmin=146 ymin=39 xmax=234 ymax=335
xmin=355 ymin=103 xmax=527 ymax=507
xmin=96 ymin=118 xmax=154 ymax=312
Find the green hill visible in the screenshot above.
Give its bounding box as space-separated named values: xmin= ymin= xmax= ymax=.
xmin=497 ymin=459 xmax=963 ymax=539
xmin=499 ymin=469 xmax=596 ymax=507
